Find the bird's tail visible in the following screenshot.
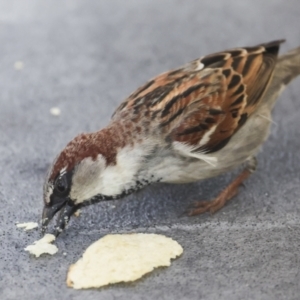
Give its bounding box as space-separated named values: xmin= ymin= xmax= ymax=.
xmin=264 ymin=46 xmax=300 ymax=109
xmin=276 ymin=46 xmax=300 ymax=84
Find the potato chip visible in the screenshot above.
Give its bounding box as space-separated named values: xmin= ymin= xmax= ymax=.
xmin=67 ymin=233 xmax=183 ymax=289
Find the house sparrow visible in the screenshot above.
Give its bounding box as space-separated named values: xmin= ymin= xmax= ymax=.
xmin=42 ymin=40 xmax=300 ymax=236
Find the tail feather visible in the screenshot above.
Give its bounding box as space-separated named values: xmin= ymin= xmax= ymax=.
xmin=263 ymin=46 xmax=300 ymax=109
xmin=276 ymin=46 xmax=300 ymax=85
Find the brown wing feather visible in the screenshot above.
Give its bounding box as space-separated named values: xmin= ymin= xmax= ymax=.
xmin=171 ymin=40 xmax=283 ymax=153
xmin=113 ymin=40 xmax=284 ymax=153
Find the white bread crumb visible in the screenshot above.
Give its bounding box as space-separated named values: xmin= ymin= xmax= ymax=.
xmin=25 ymin=234 xmax=58 ymax=257
xmin=50 ymin=107 xmax=61 ymax=116
xmin=16 ymin=222 xmax=38 ymax=231
xmin=14 ymin=61 xmax=24 ymax=70
xmin=74 ymin=209 xmax=81 ymax=217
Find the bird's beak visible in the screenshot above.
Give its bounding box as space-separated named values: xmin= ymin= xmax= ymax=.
xmin=42 ymin=201 xmax=66 ymax=233
xmin=41 ymin=200 xmax=77 ymax=237
xmin=53 ymin=202 xmax=77 ymax=237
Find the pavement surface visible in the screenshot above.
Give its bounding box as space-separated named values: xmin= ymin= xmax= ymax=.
xmin=1 ymin=1 xmax=300 ymax=299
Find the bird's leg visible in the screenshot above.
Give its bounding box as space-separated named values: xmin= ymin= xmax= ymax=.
xmin=187 ymin=156 xmax=257 ymax=216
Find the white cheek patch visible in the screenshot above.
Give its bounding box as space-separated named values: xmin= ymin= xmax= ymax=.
xmin=70 ymin=145 xmax=152 ymax=204
xmin=70 ymin=156 xmax=105 ymax=204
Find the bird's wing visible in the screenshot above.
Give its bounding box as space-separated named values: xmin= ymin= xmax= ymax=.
xmin=113 ymin=40 xmax=283 ymax=154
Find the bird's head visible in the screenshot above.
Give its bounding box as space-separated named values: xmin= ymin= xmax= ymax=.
xmin=41 ymin=129 xmax=128 ymax=236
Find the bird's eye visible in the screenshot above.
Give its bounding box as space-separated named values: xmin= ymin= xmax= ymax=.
xmin=55 ymin=175 xmax=68 ymax=194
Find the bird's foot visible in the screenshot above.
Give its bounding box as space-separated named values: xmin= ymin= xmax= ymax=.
xmin=187 ymin=187 xmax=239 ymax=216
xmin=186 ymin=156 xmax=257 ymax=216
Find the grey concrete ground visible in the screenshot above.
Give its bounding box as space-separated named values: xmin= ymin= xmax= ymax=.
xmin=1 ymin=0 xmax=300 ymax=299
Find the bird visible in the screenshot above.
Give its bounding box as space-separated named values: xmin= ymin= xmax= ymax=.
xmin=42 ymin=40 xmax=300 ymax=236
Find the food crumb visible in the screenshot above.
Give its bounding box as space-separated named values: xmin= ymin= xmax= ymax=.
xmin=16 ymin=222 xmax=38 ymax=231
xmin=14 ymin=61 xmax=24 ymax=70
xmin=50 ymin=107 xmax=61 ymax=116
xmin=67 ymin=233 xmax=183 ymax=289
xmin=25 ymin=234 xmax=58 ymax=257
xmin=74 ymin=209 xmax=81 ymax=217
